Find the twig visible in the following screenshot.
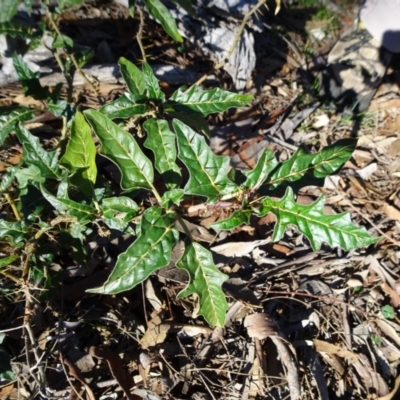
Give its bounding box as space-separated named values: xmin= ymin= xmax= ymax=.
xmin=4 ymin=193 xmax=21 ymax=221
xmin=46 ymin=10 xmax=102 ymax=101
xmin=189 ymin=0 xmax=267 ymax=89
xmin=137 ymin=7 xmax=147 ymax=63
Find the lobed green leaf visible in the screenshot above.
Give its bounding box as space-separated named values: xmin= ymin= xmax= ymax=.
xmin=259 ymin=187 xmax=378 ymax=251
xmin=15 ymin=124 xmax=60 ymax=179
xmin=88 ymin=207 xmax=179 ymax=294
xmin=174 ymin=119 xmax=238 ymax=201
xmin=268 ymin=139 xmax=357 ymax=188
xmin=242 ymin=148 xmax=278 ymax=190
xmin=177 ymin=242 xmax=228 ymax=327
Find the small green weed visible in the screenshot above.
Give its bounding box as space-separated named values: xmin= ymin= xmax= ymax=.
xmin=0 ymin=0 xmax=378 ymax=328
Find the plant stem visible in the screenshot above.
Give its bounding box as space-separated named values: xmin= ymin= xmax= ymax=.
xmin=137 ymin=7 xmax=147 ymax=63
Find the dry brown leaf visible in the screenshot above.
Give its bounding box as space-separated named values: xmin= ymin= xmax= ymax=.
xmin=352 ymin=354 xmax=389 ymax=397
xmin=244 ymin=313 xmax=277 ymax=340
xmin=61 ymin=355 xmax=96 ymax=400
xmin=374 ymin=319 xmax=400 ymax=348
xmin=381 ymin=282 xmax=400 ymax=307
xmin=0 ymin=383 xmax=15 ymax=398
xmin=314 ymin=339 xmax=358 ymax=361
xmin=211 ymin=238 xmax=270 ymax=258
xmin=140 ymin=316 xmax=170 ymax=349
xmin=89 ymin=346 xmax=140 ymax=400
xmin=382 ymin=204 xmax=400 ymax=222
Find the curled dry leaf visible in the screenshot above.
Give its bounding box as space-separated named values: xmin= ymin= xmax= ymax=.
xmin=89 ymin=346 xmax=139 ymax=400
xmin=244 ymin=313 xmax=278 ymax=340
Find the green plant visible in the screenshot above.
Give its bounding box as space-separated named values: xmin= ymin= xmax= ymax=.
xmin=0 ymin=53 xmax=378 ymax=326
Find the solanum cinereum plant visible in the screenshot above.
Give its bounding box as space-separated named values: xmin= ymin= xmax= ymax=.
xmin=0 ymin=57 xmax=377 ymax=327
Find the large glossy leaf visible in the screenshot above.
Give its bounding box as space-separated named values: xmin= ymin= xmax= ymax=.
xmin=143 ymin=0 xmax=182 ymax=42
xmin=268 ymin=139 xmax=356 ymax=188
xmin=168 ymin=86 xmax=253 ymax=116
xmin=118 ymin=57 xmax=146 ymax=96
xmin=88 ymin=207 xmax=179 ymax=294
xmin=84 ymin=110 xmax=154 ymax=190
xmin=174 ymin=119 xmax=238 ymax=201
xmin=143 ymin=118 xmax=181 ymax=186
xmin=0 ymin=0 xmax=18 ymax=23
xmin=0 ymin=108 xmax=34 ymax=146
xmin=100 ymin=93 xmax=147 ymax=119
xmin=259 ymin=187 xmax=378 ymax=251
xmin=142 ymin=63 xmax=165 ymax=101
xmin=177 ymin=242 xmax=228 ymax=327
xmin=60 ymin=111 xmax=97 ymax=195
xmin=15 ymin=125 xmax=60 ymax=179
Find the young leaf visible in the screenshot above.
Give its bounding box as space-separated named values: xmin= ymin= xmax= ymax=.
xmin=15 ymin=124 xmax=60 ymax=179
xmin=60 ymin=111 xmax=97 ymax=196
xmin=174 ymin=119 xmax=238 ymax=201
xmin=118 ymin=57 xmax=146 ymax=96
xmin=84 ymin=110 xmax=154 ymax=191
xmin=0 ymin=107 xmax=34 ymax=146
xmin=242 ymin=148 xmax=278 ymax=190
xmin=100 ymin=93 xmax=147 ymax=119
xmin=0 ymin=255 xmax=18 ymax=269
xmin=101 ymin=196 xmax=138 ymax=232
xmin=143 ymin=118 xmax=181 ymax=186
xmin=88 ymin=207 xmax=179 ymax=294
xmin=15 ymin=165 xmax=46 ymax=188
xmin=177 ymin=242 xmax=228 ymax=327
xmin=268 ymin=139 xmax=356 ymax=188
xmin=0 ymin=166 xmax=18 ymax=194
xmin=142 ymin=63 xmax=165 ymax=101
xmin=0 ymin=21 xmax=38 ymax=39
xmin=168 ymin=86 xmax=253 ymax=116
xmin=161 ymin=188 xmax=184 ymax=207
xmin=12 ymin=54 xmax=49 ymax=100
xmin=259 ymin=187 xmax=378 ymax=251
xmin=211 ymin=209 xmax=252 ymax=230
xmin=0 ymin=219 xmax=29 ymax=244
xmin=143 ymin=0 xmax=183 ymax=42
